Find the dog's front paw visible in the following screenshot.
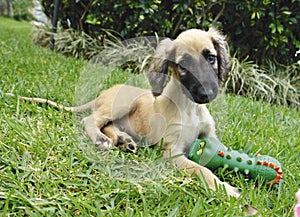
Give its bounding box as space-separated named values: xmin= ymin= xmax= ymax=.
xmin=116 ymin=133 xmax=137 ymax=153
xmin=94 ymin=135 xmax=114 ymax=149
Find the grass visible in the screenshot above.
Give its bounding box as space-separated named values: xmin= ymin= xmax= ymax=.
xmin=0 ymin=17 xmax=299 ymax=216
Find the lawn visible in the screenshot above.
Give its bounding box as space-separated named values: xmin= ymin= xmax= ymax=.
xmin=0 ymin=17 xmax=299 ymax=216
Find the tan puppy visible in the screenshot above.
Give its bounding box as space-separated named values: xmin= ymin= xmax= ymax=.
xmin=82 ymin=28 xmax=240 ymax=198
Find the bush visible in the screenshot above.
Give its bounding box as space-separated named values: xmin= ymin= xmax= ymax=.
xmin=40 ymin=0 xmax=299 ymax=66
xmin=214 ymin=0 xmax=300 ymax=65
xmin=12 ymin=0 xmax=34 ymax=21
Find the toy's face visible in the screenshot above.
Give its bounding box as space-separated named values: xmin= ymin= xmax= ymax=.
xmin=188 ymin=137 xmax=225 ymax=167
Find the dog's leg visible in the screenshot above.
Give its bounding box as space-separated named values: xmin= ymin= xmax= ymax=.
xmin=83 ymin=114 xmax=114 ymax=149
xmin=102 ymin=124 xmax=138 ymax=153
xmin=83 ymin=85 xmax=145 ymax=149
xmin=165 ymin=152 xmax=240 ymax=198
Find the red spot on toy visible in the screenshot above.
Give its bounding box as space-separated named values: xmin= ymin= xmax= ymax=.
xmin=218 ymin=150 xmax=225 ymax=157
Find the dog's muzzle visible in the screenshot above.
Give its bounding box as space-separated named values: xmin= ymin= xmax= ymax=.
xmin=181 ymin=83 xmax=218 ymax=104
xmin=180 ymin=69 xmax=219 ymax=104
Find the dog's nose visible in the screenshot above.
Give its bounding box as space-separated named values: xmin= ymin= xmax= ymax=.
xmin=194 ymin=87 xmax=217 ymax=103
xmin=197 ymin=87 xmax=214 ymax=98
xmin=201 ymin=88 xmax=213 ymax=97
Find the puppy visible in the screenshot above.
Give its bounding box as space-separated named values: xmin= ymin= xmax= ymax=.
xmin=82 ymin=28 xmax=240 ymax=198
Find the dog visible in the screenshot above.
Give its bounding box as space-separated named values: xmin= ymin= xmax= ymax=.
xmin=80 ymin=28 xmax=242 ymax=198
xmin=7 ymin=28 xmax=241 ymax=199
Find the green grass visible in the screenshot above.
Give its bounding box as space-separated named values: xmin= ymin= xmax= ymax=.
xmin=0 ymin=17 xmax=299 ymax=216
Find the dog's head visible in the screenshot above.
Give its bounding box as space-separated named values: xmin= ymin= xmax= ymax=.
xmin=147 ymin=28 xmax=229 ymax=104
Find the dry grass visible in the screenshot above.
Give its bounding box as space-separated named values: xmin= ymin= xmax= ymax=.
xmin=92 ymin=35 xmax=157 ymax=73
xmin=32 ymin=24 xmax=103 ymax=59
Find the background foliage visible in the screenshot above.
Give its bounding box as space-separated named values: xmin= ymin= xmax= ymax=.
xmin=40 ymin=0 xmax=300 ymax=65
xmin=0 ymin=0 xmax=33 ymax=20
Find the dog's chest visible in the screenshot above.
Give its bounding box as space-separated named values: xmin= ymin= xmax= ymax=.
xmin=180 ymin=107 xmax=201 ymax=139
xmin=164 ymin=104 xmax=201 ymax=149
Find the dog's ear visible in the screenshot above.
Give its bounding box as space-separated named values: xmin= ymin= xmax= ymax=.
xmin=209 ymin=28 xmax=229 ymax=83
xmin=147 ymin=38 xmax=175 ymax=96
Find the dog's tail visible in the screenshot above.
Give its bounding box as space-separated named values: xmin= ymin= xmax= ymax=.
xmin=5 ymin=93 xmax=95 ymax=112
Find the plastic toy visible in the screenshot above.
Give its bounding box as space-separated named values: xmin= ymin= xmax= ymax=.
xmin=189 ymin=137 xmax=283 ymax=184
xmin=295 ymin=190 xmax=300 ymax=217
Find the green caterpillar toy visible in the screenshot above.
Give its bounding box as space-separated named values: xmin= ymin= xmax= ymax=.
xmin=189 ymin=137 xmax=283 ymax=184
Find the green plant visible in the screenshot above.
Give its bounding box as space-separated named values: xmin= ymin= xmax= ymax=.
xmin=216 ymin=0 xmax=300 ymax=65
xmin=225 ymin=57 xmax=300 ymax=108
xmin=40 ymin=0 xmax=213 ymax=39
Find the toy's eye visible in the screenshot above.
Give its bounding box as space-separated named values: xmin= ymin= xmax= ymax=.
xmin=207 ymin=55 xmax=216 ymax=64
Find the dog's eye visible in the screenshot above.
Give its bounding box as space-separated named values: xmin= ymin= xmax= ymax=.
xmin=178 ymin=64 xmax=188 ymax=75
xmin=207 ymin=55 xmax=216 ymax=64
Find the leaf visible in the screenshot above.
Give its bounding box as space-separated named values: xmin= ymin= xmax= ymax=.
xmin=289 ymin=17 xmax=297 ymax=24
xmin=172 ymin=4 xmax=179 ymax=11
xmin=282 ymin=11 xmax=292 ymax=16
xmin=277 ymin=24 xmax=284 ymax=34
xmin=269 ymin=23 xmax=276 ymax=33
xmin=139 ymin=14 xmax=145 ymax=20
